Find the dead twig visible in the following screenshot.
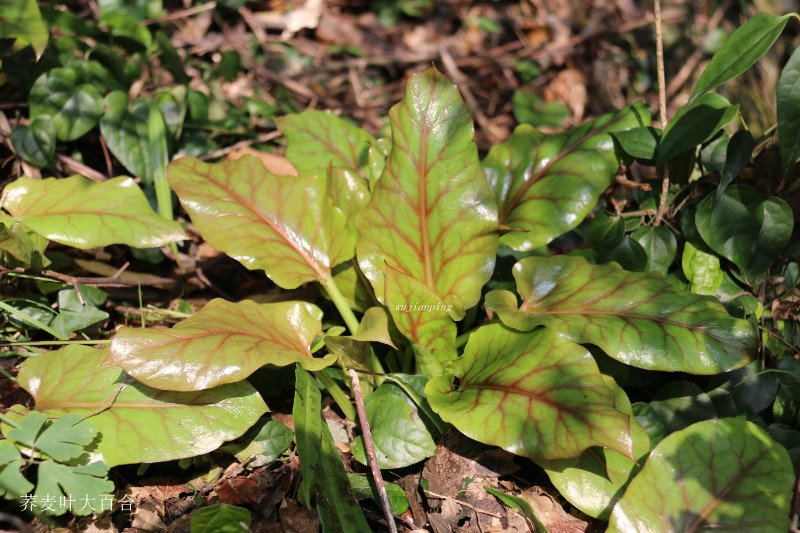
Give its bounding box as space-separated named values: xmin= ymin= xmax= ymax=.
xmin=0 ymin=265 xmax=173 ymax=288
xmin=424 ymin=490 xmax=503 ymax=518
xmin=143 ymin=1 xmax=217 ymax=25
xmin=653 ymin=0 xmax=670 ymax=227
xmin=56 ymin=153 xmax=107 ymax=182
xmin=349 ymin=369 xmax=398 ymax=533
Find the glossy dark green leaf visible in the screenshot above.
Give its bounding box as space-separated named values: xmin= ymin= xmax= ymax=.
xmin=1 ymin=176 xmax=187 ymax=249
xmin=99 ymin=92 xmax=157 ymax=184
xmin=632 ymin=382 xmax=717 ymax=446
xmin=0 ymin=0 xmax=48 ymax=58
xmin=277 ymin=109 xmax=375 ymax=179
xmin=611 ymin=126 xmax=659 ymax=161
xmin=608 ymin=419 xmax=793 ymax=532
xmin=293 ymin=367 xmax=370 ymax=531
xmin=29 ymin=68 xmax=103 ymax=141
xmin=631 ymin=226 xmax=677 ymax=274
xmin=18 ymin=346 xmax=268 ymax=467
xmin=426 ymin=324 xmax=633 ymax=461
xmin=10 ymin=118 xmax=55 ymax=167
xmin=190 ymin=503 xmax=251 ymax=533
xmin=597 ymin=235 xmax=648 ymax=272
xmin=681 ymin=241 xmax=723 ymax=295
xmin=690 ymin=13 xmax=795 ymax=102
xmin=486 ymin=255 xmax=756 ymax=373
xmin=169 ymin=156 xmax=355 ymax=289
xmin=356 ymin=68 xmax=498 ymax=314
xmin=109 ymin=299 xmax=332 ymax=391
xmin=221 ymin=418 xmax=293 ymax=465
xmin=351 ymin=382 xmax=436 ymax=468
xmin=695 ymin=185 xmax=794 ymax=280
xmin=718 ymin=130 xmax=754 ymax=196
xmin=700 ymin=133 xmax=728 ymax=173
xmin=708 ymin=361 xmax=778 ymax=416
xmin=539 ymin=376 xmax=650 ymax=520
xmin=347 ymin=474 xmax=409 ymax=516
xmin=657 ymin=94 xmax=738 ymax=166
xmin=484 ymin=104 xmax=648 ymax=251
xmin=779 ymin=46 xmax=800 ymax=174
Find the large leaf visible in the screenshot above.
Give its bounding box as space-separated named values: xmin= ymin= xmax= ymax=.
xmin=168 ymin=156 xmax=355 ymax=288
xmin=485 ymin=255 xmax=756 ymax=374
xmin=695 ymin=185 xmax=794 ymax=281
xmin=426 ymin=323 xmax=632 ymax=461
xmin=109 ymin=299 xmax=331 ymax=391
xmin=1 ymin=176 xmax=187 ymax=249
xmin=356 ymin=68 xmax=498 ymax=313
xmin=690 ymin=13 xmax=795 ymax=103
xmin=18 ymin=346 xmax=268 ymax=467
xmin=657 ymin=94 xmax=738 ymax=166
xmin=779 ymin=46 xmax=800 ymax=174
xmin=277 ymin=109 xmax=375 ymax=179
xmin=608 ymin=419 xmax=793 ymax=532
xmin=483 ymin=104 xmax=648 ymax=251
xmin=293 ymin=367 xmax=370 ymax=532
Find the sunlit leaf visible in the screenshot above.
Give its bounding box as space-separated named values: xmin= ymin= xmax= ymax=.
xmin=168 ymin=156 xmax=355 ymax=288
xmin=34 ymin=461 xmax=115 ymax=516
xmin=682 ymin=241 xmax=723 ymax=295
xmin=29 ymin=68 xmax=103 ymax=141
xmin=99 ymin=92 xmax=158 ymax=184
xmin=657 ymin=94 xmax=738 ymax=166
xmin=486 ymin=255 xmax=756 ymax=373
xmin=483 ymin=104 xmax=648 ymax=251
xmin=325 ymin=307 xmax=396 ymax=370
xmin=1 ymin=176 xmax=187 ymax=249
xmin=190 ymin=503 xmax=251 ymax=533
xmin=356 ymin=67 xmax=498 ymax=313
xmin=18 ymin=346 xmax=268 ymax=467
xmin=0 ymin=440 xmax=33 ymax=498
xmin=8 ymin=411 xmax=97 ymax=462
xmin=0 ymin=0 xmax=48 ymax=58
xmin=426 ymin=324 xmax=632 ymax=461
xmin=608 ymin=419 xmax=793 ymax=532
xmin=0 ymin=221 xmax=49 ymax=269
xmin=109 ymin=299 xmax=331 ymax=391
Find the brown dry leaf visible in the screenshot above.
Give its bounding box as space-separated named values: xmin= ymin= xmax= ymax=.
xmin=171 ymin=11 xmax=213 ymax=47
xmin=279 ymin=499 xmax=319 ymax=533
xmin=543 ymin=68 xmax=587 ymax=122
xmin=519 ymin=486 xmax=591 ymax=533
xmin=226 ymin=146 xmax=298 ymax=176
xmin=219 ymin=476 xmax=262 ymax=505
xmin=130 ymin=507 xmax=167 ymax=531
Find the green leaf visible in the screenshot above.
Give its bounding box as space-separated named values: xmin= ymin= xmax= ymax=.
xmin=597 ymin=235 xmax=648 ymax=272
xmin=657 ymin=94 xmax=738 ymax=166
xmin=0 ymin=0 xmax=48 ymax=58
xmin=632 ymin=382 xmax=718 ymax=446
xmin=484 ymin=103 xmax=648 ymax=251
xmin=18 ymin=346 xmax=268 ymax=467
xmin=682 ymin=241 xmax=723 ymax=295
xmin=169 ymin=156 xmax=355 ymax=288
xmin=485 ymin=255 xmax=756 ymax=374
xmin=50 ymin=287 xmax=110 ymax=337
xmin=10 ymin=118 xmax=56 ymax=168
xmin=8 ymin=411 xmax=97 ymax=462
xmin=0 ymin=221 xmax=50 ymax=269
xmin=631 ymin=226 xmax=677 ymax=274
xmin=325 ymin=307 xmax=396 ymax=370
xmin=610 ymin=126 xmax=659 ymax=162
xmin=34 ymin=461 xmax=115 ymax=516
xmin=1 ymin=175 xmax=187 ymax=249
xmin=109 ymin=299 xmax=331 ymax=391
xmin=690 ymin=13 xmax=795 ymax=103
xmin=328 ymin=167 xmax=371 ymax=231
xmin=718 ymin=130 xmax=754 ymax=196
xmin=190 ymin=503 xmax=251 ymax=533
xmin=484 ymin=486 xmax=548 ymax=533
xmin=384 ymin=265 xmax=456 ymax=376
xmin=356 ymin=67 xmax=498 ymax=313
xmin=539 ymin=376 xmax=650 ymax=520
xmin=608 ymin=419 xmax=793 ymax=532
xmin=351 ymin=382 xmax=436 ymax=468
xmin=695 ymin=185 xmax=794 ymax=281
xmin=426 ymin=323 xmax=633 ymax=461
xmin=779 ymin=46 xmax=800 ymax=174
xmin=29 ymin=68 xmax=103 ymax=141
xmin=99 ymin=92 xmax=157 ymax=184
xmin=0 ymin=440 xmax=34 ymax=498
xmin=221 ymin=418 xmax=293 ymax=465
xmin=293 ymin=367 xmax=370 ymax=531
xmin=348 ymin=474 xmax=409 ymax=515
xmin=277 ymin=109 xmax=375 ymax=179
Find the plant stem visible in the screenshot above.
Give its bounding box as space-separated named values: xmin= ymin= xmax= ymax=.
xmin=349 ymin=369 xmax=397 ymax=533
xmin=321 ymin=277 xmax=360 ymax=335
xmin=316 ymin=370 xmax=356 ymax=421
xmin=654 ymin=0 xmax=670 ymax=226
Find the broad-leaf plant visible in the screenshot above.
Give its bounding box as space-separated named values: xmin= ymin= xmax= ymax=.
xmin=2 ymin=9 xmax=800 ymax=532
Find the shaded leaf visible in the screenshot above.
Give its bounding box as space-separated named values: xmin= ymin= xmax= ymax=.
xmin=356 ymin=68 xmax=498 ymax=313
xmin=1 ymin=176 xmax=187 ymax=249
xmin=611 ymin=126 xmax=659 ymax=162
xmin=99 ymin=92 xmax=157 ymax=184
xmin=348 ymin=474 xmax=409 ymax=516
xmin=222 ymin=418 xmax=293 ymax=465
xmin=34 ymin=461 xmax=115 ymax=516
xmin=0 ymin=440 xmax=33 ymax=498
xmin=657 ymin=94 xmax=738 ymax=166
xmin=0 ymin=221 xmax=50 ymax=269
xmin=690 ymin=13 xmax=795 ymax=102
xmin=426 ymin=324 xmax=632 ymax=461
xmin=169 ymin=156 xmax=355 ymax=288
xmin=632 ymin=382 xmax=718 ymax=446
xmin=718 ymin=130 xmax=754 ymax=196
xmin=8 ymin=411 xmax=97 ymax=462
xmin=109 ymin=299 xmax=331 ymax=391
xmin=695 ymin=185 xmax=794 ymax=281
xmin=277 ymin=109 xmax=375 ymax=179
xmin=486 ymin=255 xmax=756 ymax=373
xmin=325 ymin=307 xmax=396 ymax=370
xmin=608 ymin=419 xmax=793 ymax=532
xmin=0 ymin=0 xmax=48 ymax=58
xmin=293 ymin=367 xmax=370 ymax=531
xmin=484 ymin=486 xmax=548 ymax=533
xmin=18 ymin=346 xmax=268 ymax=467
xmin=10 ymin=118 xmax=56 ymax=168
xmin=190 ymin=503 xmax=251 ymax=533
xmin=484 ymin=104 xmax=648 ymax=251
xmin=351 ymin=382 xmax=436 ymax=468
xmin=597 ymin=235 xmax=648 ymax=272
xmin=29 ymin=68 xmax=103 ymax=141
xmin=631 ymin=226 xmax=677 ymax=274
xmin=779 ymin=46 xmax=800 ymax=174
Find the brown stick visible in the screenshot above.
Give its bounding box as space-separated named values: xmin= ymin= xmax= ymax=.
xmin=142 ymin=1 xmax=217 ymax=25
xmin=56 ymin=153 xmax=107 ymax=182
xmin=0 ymin=265 xmax=174 ymax=288
xmin=653 ymin=0 xmax=670 ymax=227
xmin=348 ymin=369 xmax=397 ymax=533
